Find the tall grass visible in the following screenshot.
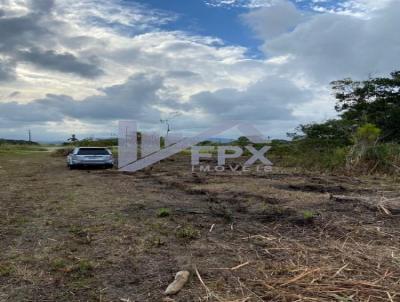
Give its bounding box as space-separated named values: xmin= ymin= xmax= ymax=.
xmin=270 ymin=141 xmax=400 ymax=175
xmin=0 ymin=144 xmax=48 ymax=154
xmin=351 ymin=143 xmax=400 ymax=174
xmin=269 ymin=143 xmax=347 ymax=172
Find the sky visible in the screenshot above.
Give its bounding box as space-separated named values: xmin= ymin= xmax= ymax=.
xmin=0 ymin=0 xmax=399 ymax=141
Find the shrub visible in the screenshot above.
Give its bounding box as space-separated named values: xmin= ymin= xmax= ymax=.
xmin=354 ymin=123 xmax=381 ymax=145
xmin=362 ymin=143 xmax=400 ymax=174
xmin=63 ymin=138 xmax=117 ymax=147
xmin=269 ymin=141 xmax=348 ymax=172
xmin=51 ymin=147 xmax=74 ymax=157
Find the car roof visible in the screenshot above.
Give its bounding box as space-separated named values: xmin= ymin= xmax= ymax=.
xmin=76 ymin=147 xmax=109 ymax=149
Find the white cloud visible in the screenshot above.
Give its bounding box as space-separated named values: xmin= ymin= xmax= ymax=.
xmin=205 ymin=0 xmax=275 ymax=8
xmin=0 ymin=0 xmax=267 ymax=103
xmin=0 ymin=0 xmax=275 ymax=139
xmin=330 ymin=0 xmax=394 ymax=17
xmin=1 ymin=0 xmax=400 ymax=141
xmin=254 ymin=0 xmax=400 ymax=82
xmin=242 ymin=0 xmax=304 ymax=40
xmin=206 ymin=0 xmax=393 ymax=12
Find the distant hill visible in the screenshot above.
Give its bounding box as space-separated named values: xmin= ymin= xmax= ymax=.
xmin=0 ymin=139 xmax=39 ymax=145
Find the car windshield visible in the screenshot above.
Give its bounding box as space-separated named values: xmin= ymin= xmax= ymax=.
xmin=77 ymin=148 xmax=110 ymax=155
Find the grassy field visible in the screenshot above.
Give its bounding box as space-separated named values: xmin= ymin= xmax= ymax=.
xmin=0 ymin=144 xmax=48 ymax=154
xmin=1 ymin=150 xmax=400 ymax=301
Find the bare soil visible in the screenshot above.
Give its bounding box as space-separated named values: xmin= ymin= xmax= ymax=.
xmin=0 ymin=152 xmax=399 ymax=302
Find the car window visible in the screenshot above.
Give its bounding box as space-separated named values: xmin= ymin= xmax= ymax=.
xmin=77 ymin=148 xmax=110 ymax=155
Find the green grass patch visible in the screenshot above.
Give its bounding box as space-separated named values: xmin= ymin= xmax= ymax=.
xmin=74 ymin=259 xmax=94 ymax=275
xmin=0 ymin=143 xmax=48 ymax=154
xmin=301 ymin=210 xmax=317 ymax=221
xmin=156 ymin=208 xmax=171 ymax=218
xmin=176 ymin=225 xmax=200 ymax=240
xmin=51 ymin=258 xmax=69 ymax=271
xmin=0 ymin=263 xmax=14 ymax=277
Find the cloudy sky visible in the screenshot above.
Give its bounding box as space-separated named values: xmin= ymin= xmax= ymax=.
xmin=0 ymin=0 xmax=399 ymax=141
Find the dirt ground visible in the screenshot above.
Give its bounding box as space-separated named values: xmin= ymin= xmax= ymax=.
xmin=1 ymin=151 xmax=400 ymax=302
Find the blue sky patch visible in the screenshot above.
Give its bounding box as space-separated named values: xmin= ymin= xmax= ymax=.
xmin=126 ymin=0 xmax=346 ymax=58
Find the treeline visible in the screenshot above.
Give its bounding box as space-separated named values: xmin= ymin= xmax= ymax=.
xmin=0 ymin=139 xmax=39 ymax=145
xmin=270 ymin=71 xmax=400 ymax=174
xmin=63 ymin=138 xmax=118 ymax=147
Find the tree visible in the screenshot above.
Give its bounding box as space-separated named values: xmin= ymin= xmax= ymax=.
xmin=331 ymin=71 xmax=400 ymax=142
xmin=354 ymin=123 xmax=381 ymax=145
xmin=290 ymin=119 xmax=353 ymax=148
xmin=68 ymin=134 xmax=78 ymax=142
xmin=235 ymin=136 xmax=251 ymax=147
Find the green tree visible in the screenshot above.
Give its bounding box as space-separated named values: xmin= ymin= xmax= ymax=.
xmin=290 ymin=119 xmax=353 ymax=148
xmin=332 ymin=71 xmax=400 ymax=142
xmin=354 ymin=123 xmax=381 ymax=145
xmin=235 ymin=136 xmax=251 ymax=147
xmin=68 ymin=134 xmax=78 ymax=142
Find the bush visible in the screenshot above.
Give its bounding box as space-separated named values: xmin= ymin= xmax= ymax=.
xmin=360 ymin=143 xmax=400 ymax=174
xmin=63 ymin=138 xmax=117 ymax=147
xmin=269 ymin=140 xmax=348 ymax=172
xmin=354 ymin=123 xmax=381 ymax=144
xmin=51 ymin=147 xmax=74 ymax=157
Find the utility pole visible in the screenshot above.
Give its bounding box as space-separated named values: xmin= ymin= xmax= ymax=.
xmin=160 ymin=111 xmax=181 ymax=138
xmin=160 ymin=119 xmax=171 ymax=138
xmin=28 ymin=129 xmax=32 ymax=142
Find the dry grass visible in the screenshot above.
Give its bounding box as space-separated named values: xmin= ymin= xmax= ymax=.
xmin=0 ymin=152 xmax=399 ymax=301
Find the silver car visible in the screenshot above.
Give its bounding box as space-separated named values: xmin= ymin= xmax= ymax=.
xmin=67 ymin=147 xmax=114 ymax=169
